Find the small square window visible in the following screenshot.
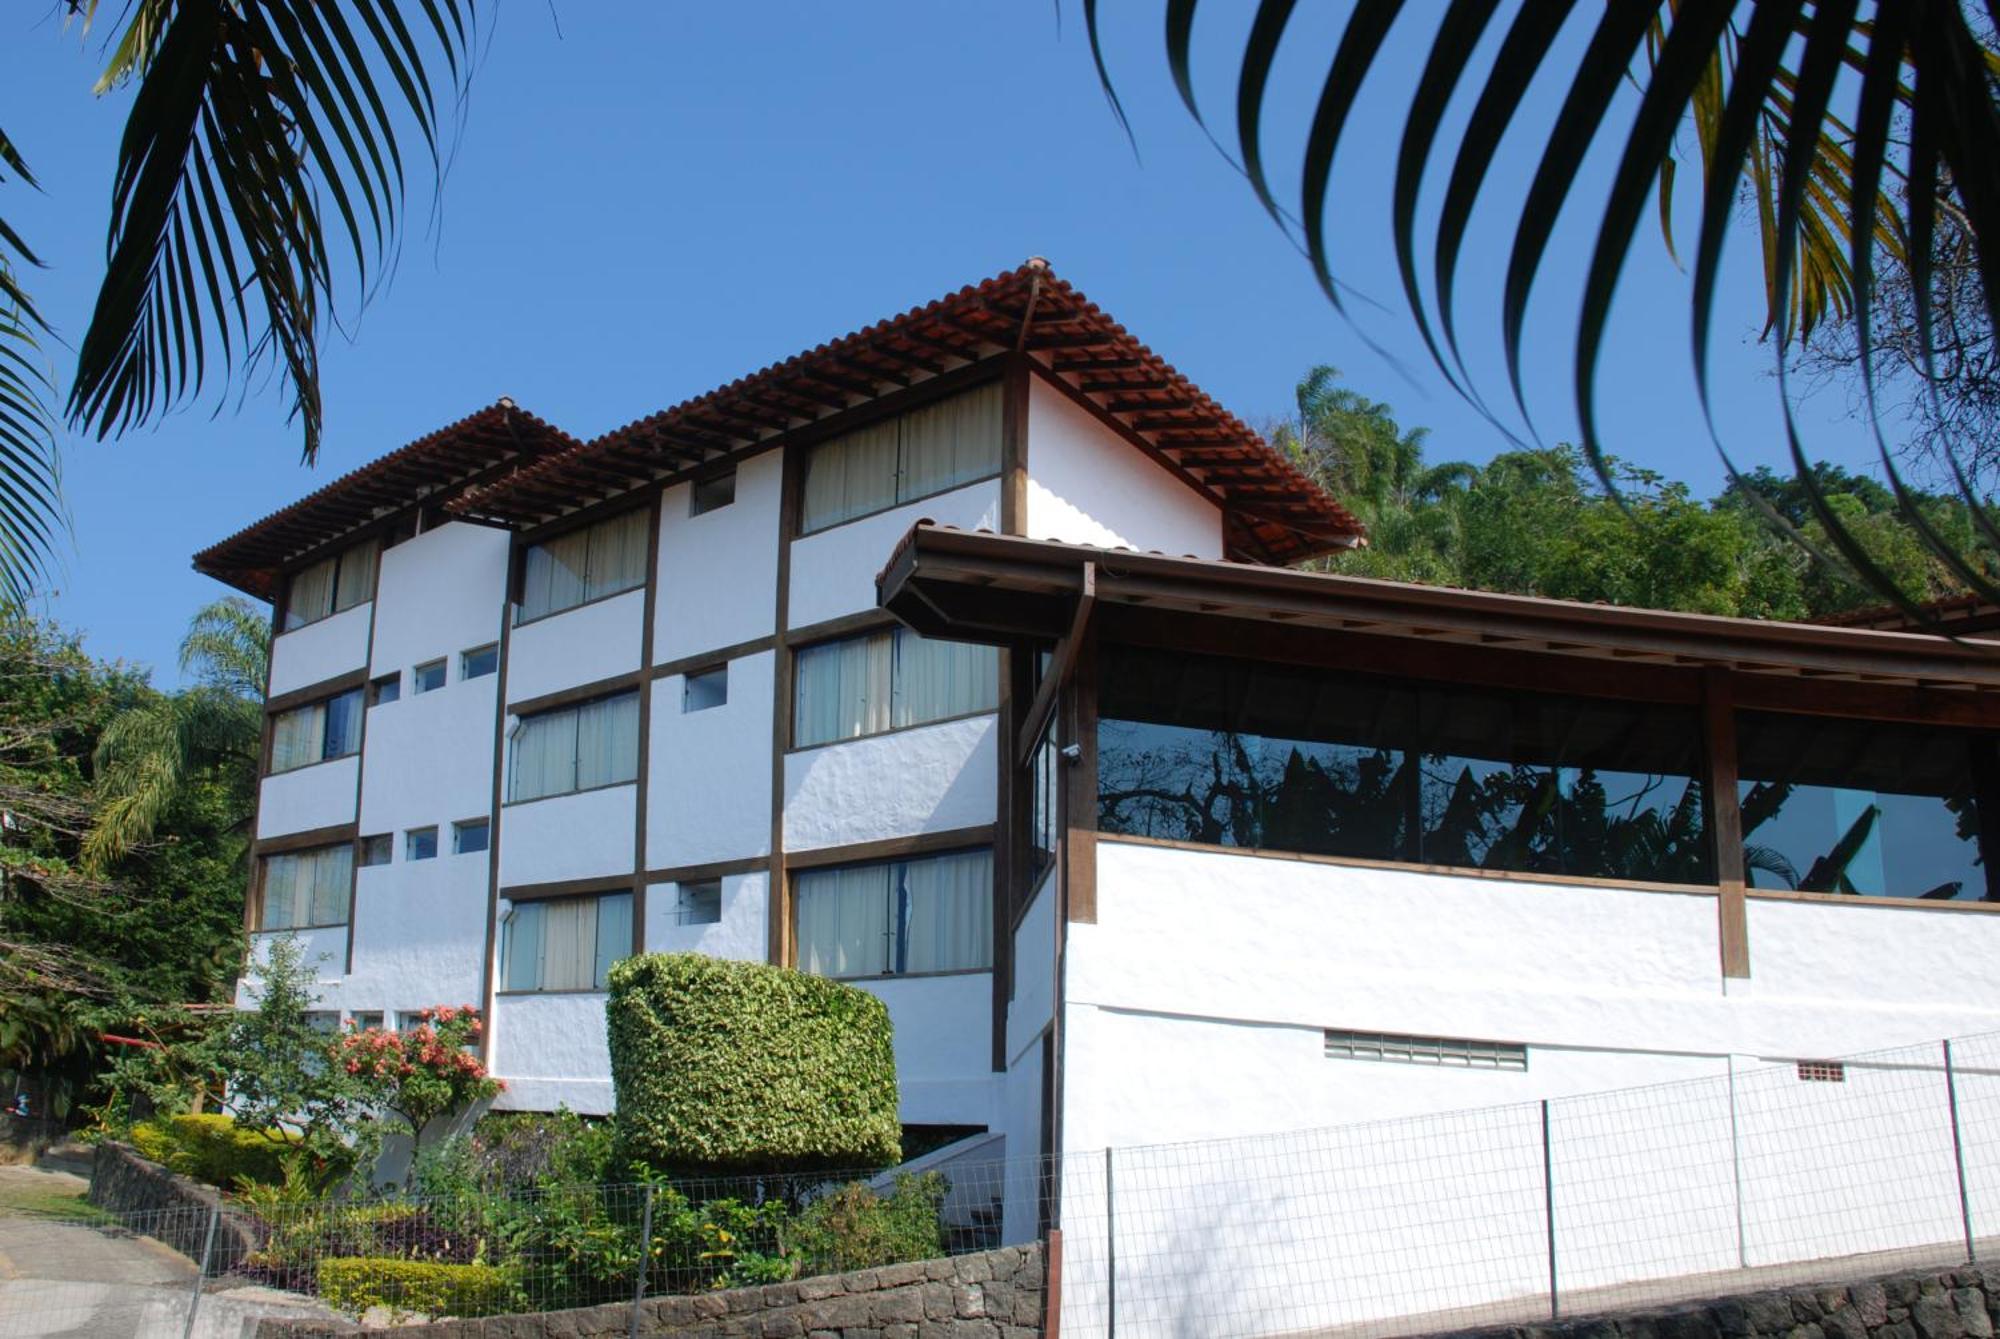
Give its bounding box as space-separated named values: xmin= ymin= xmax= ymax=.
xmin=349 ymin=1011 xmax=384 ymax=1032
xmin=406 ymin=826 xmax=438 ymax=861
xmin=683 ymin=665 xmax=728 ymax=712
xmin=413 ymin=660 xmax=446 ymax=694
xmin=369 ymin=673 xmax=401 ymax=706
xmin=453 ymin=818 xmax=490 ymax=855
xmin=305 ymin=1011 xmax=342 ymax=1034
xmin=690 ymin=470 xmax=736 ymax=516
xmin=674 ymin=879 xmax=722 ymax=926
xmin=359 ymin=834 xmax=393 ymax=867
xmin=461 ymin=644 xmax=498 ymax=680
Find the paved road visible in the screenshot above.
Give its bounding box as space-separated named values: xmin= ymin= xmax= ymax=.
xmin=0 ymin=1166 xmax=339 ymax=1338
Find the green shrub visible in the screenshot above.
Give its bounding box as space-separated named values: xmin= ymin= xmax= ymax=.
xmin=128 ymin=1113 xmax=302 ymax=1187
xmin=787 ymin=1173 xmax=946 ymax=1274
xmin=606 ymin=954 xmax=899 ymax=1175
xmin=317 ymin=1257 xmax=521 ymax=1320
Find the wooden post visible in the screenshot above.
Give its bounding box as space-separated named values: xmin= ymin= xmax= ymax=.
xmin=1704 ymin=669 xmax=1751 ymax=979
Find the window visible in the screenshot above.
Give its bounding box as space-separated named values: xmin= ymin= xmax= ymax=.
xmin=269 ymin=689 xmax=362 ymax=773
xmin=793 ymin=628 xmax=997 ymax=748
xmin=359 ymin=834 xmax=393 ymax=867
xmin=683 ymin=665 xmax=728 ymax=713
xmin=406 ymin=826 xmax=438 ymax=861
xmin=413 ymin=659 xmax=446 ymax=694
xmin=1736 ymin=711 xmax=1995 ymax=901
xmin=1797 ymin=1060 xmax=1847 ymax=1083
xmin=283 ymin=539 xmax=379 ymax=631
xmin=256 ymin=844 xmax=352 ymax=931
xmin=1027 ymin=728 xmax=1059 ymax=893
xmin=501 ymin=892 xmax=632 ymax=992
xmin=508 ymin=692 xmax=641 ymax=802
xmin=673 ymin=879 xmax=722 ymax=926
xmin=349 ymin=1012 xmax=384 ymax=1032
xmin=1324 ymin=1029 xmax=1528 ymax=1071
xmin=305 ymin=1011 xmax=342 ymax=1034
xmin=369 ymin=673 xmax=401 ymax=706
xmin=517 ymin=508 xmax=650 ymax=623
xmin=453 ymin=818 xmax=490 ymax=855
xmin=1097 ymin=647 xmax=1713 ymax=887
xmin=690 ymin=470 xmax=736 ymax=516
xmin=796 ymin=848 xmax=992 ymax=978
xmin=799 ymin=382 xmax=1002 ymax=533
xmin=461 ymin=644 xmax=498 ymax=680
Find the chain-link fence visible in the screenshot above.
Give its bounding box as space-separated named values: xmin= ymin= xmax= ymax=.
xmin=1055 ymin=1033 xmax=2000 ymax=1338
xmin=6 ymin=1033 xmax=2000 ymax=1337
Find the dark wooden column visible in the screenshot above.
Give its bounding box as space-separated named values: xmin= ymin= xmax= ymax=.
xmin=1704 ymin=669 xmax=1751 ymax=979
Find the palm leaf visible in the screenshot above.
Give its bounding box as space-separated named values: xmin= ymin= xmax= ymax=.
xmin=68 ymin=0 xmax=475 ymax=465
xmin=1083 ymin=3 xmax=2000 ymax=615
xmin=0 ymin=127 xmax=64 ymax=607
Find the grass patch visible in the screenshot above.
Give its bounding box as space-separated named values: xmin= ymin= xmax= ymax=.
xmin=0 ymin=1176 xmax=111 ymax=1223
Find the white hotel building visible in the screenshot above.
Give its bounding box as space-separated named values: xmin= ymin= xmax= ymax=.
xmin=199 ymin=262 xmax=2000 ymax=1277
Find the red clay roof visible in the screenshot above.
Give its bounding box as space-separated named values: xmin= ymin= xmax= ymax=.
xmin=193 ymin=400 xmax=582 ymax=599
xmin=447 ymin=260 xmax=1363 ymax=565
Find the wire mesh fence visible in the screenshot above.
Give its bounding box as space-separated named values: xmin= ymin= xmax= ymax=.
xmin=6 ymin=1033 xmax=2000 ymax=1336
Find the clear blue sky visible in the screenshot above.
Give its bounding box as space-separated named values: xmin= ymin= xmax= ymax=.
xmin=5 ymin=4 xmax=1896 ymax=683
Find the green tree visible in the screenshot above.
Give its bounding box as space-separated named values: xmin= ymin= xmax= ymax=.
xmin=84 ymin=596 xmax=266 ymax=871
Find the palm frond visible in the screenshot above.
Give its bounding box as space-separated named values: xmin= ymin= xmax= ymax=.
xmin=180 ymin=595 xmax=270 ymax=699
xmin=83 ymin=696 xmax=185 ymax=873
xmin=68 ymin=0 xmax=475 ymax=464
xmin=0 ymin=126 xmax=65 ymax=607
xmin=1084 ymin=2 xmax=2000 ymax=616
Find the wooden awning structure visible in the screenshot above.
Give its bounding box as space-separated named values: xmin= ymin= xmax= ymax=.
xmin=879 ymin=524 xmax=2000 ymax=713
xmin=448 ymin=259 xmax=1361 ymax=565
xmin=193 ymin=400 xmax=581 ymax=599
xmin=1821 ymin=592 xmax=2000 ymax=638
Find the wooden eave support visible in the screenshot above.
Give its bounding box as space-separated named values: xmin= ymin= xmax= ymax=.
xmin=1016 ymin=562 xmax=1098 ymax=766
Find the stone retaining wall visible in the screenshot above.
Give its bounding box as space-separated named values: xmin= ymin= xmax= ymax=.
xmin=252 ymin=1241 xmax=1047 ymax=1337
xmin=88 ymin=1140 xmax=256 ymax=1272
xmin=1441 ymin=1262 xmax=2000 ymax=1339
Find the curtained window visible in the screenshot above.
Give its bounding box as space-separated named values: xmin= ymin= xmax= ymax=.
xmin=796 ymin=848 xmax=992 ymax=978
xmin=269 ymin=689 xmax=363 ymax=773
xmin=283 ymin=539 xmax=379 ymax=631
xmin=258 ymin=844 xmax=353 ymax=930
xmin=799 ymin=382 xmax=1001 ymax=533
xmin=501 ymin=892 xmax=632 ymax=991
xmin=508 ymin=691 xmax=640 ymax=802
xmin=793 ymin=628 xmax=997 ymax=748
xmin=517 ymin=508 xmax=650 ymax=622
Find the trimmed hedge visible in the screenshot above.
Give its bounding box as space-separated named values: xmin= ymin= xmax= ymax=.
xmin=128 ymin=1113 xmax=299 ymax=1187
xmin=606 ymin=953 xmax=900 ymax=1174
xmin=317 ymin=1257 xmax=521 ymax=1320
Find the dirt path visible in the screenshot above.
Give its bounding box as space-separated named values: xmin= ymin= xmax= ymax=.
xmin=0 ymin=1165 xmax=340 ymax=1338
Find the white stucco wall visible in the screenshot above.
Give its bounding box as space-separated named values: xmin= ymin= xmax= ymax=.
xmin=646 ymin=657 xmax=772 ymax=868
xmin=848 ymin=972 xmax=995 ymax=1127
xmin=342 ymin=853 xmax=489 ymax=1013
xmin=783 ymin=714 xmax=996 ymax=853
xmin=370 ymin=522 xmax=508 ymax=680
xmin=1006 ymin=875 xmax=1055 ymax=1067
xmin=499 ymin=784 xmax=637 ymax=888
xmin=643 ymin=871 xmax=767 ymax=962
xmin=268 ymin=602 xmax=371 ymax=698
xmin=787 ymin=480 xmax=1001 ymax=630
xmin=1023 ymin=377 xmax=1223 ymax=557
xmin=357 ymin=674 xmax=496 ymax=838
xmin=256 ymin=756 xmax=359 ymax=836
xmin=506 ymin=588 xmax=644 ymax=705
xmin=490 ymin=991 xmax=614 ymax=1115
xmin=239 ymin=926 xmax=349 ymax=1008
xmin=655 ymin=452 xmax=780 ymax=663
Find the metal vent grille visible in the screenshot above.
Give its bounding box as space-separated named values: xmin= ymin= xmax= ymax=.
xmin=1797 ymin=1060 xmax=1846 ymax=1083
xmin=1324 ymin=1028 xmax=1527 ymax=1071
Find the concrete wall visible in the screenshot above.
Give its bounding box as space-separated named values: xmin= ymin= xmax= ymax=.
xmin=647 ymin=656 xmax=772 ymax=868
xmin=506 ymin=587 xmax=643 ymax=704
xmin=788 ymin=480 xmax=1001 ymax=630
xmin=784 ymin=714 xmax=997 ymax=853
xmin=643 ymin=871 xmax=768 ymax=962
xmin=491 ymin=990 xmax=615 ymax=1114
xmin=499 ymin=785 xmax=637 ymax=888
xmin=1023 ymin=377 xmax=1222 ymax=557
xmin=654 ymin=451 xmax=780 ymax=663
xmin=257 ymin=756 xmax=359 ymax=837
xmin=850 ymin=972 xmax=996 ymax=1127
xmin=268 ymin=603 xmax=371 ymax=698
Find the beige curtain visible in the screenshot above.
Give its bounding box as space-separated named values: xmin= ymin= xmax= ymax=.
xmin=898 ymin=382 xmax=1001 ymax=503
xmin=503 ymin=902 xmax=543 ymax=991
xmin=284 ymin=556 xmax=338 ymax=630
xmin=593 ymin=893 xmax=633 ymax=987
xmin=520 ymin=528 xmax=590 ymax=622
xmin=585 ymin=509 xmax=650 ymax=602
xmin=308 ymin=844 xmax=353 ymax=926
xmin=892 ymin=631 xmax=997 ymax=728
xmin=575 ymin=693 xmax=639 ymax=789
xmin=796 ymin=864 xmax=890 ymax=977
xmin=269 ymin=703 xmax=325 ymax=773
xmin=901 ymin=849 xmax=993 ymax=973
xmin=509 ymin=711 xmax=575 ymax=802
xmin=801 ymin=418 xmax=899 ymax=532
xmin=334 ymin=538 xmax=379 ymax=611
xmin=794 ymin=633 xmax=893 ymax=747
xmin=540 ymin=897 xmax=597 ymax=991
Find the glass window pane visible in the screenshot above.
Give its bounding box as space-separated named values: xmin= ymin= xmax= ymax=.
xmin=683 ymin=666 xmax=728 ymax=712
xmin=542 ymin=897 xmax=596 ymax=990
xmin=594 ymin=893 xmax=632 ymax=988
xmin=406 ymin=827 xmax=438 ymax=861
xmin=285 ymin=557 xmax=338 ymax=630
xmin=453 ymin=819 xmax=489 ymax=854
xmin=575 ymin=693 xmax=639 ymax=790
xmin=691 ymin=471 xmax=736 ymax=515
xmin=261 ymin=854 xmax=302 ymax=930
xmin=797 ymin=864 xmax=891 ymax=977
xmin=675 ymin=879 xmax=722 ymax=925
xmin=899 ymin=850 xmax=993 ymax=973
xmin=801 ymin=419 xmax=900 ymax=532
xmin=510 ymin=709 xmax=577 ymax=803
xmin=359 ymin=834 xmax=392 ymax=867
xmin=891 ymin=632 xmax=997 ymax=729
xmin=520 ymin=529 xmax=590 ymax=621
xmin=585 ymin=509 xmax=649 ymax=602
xmin=794 ymin=633 xmax=892 ymax=747
xmin=1737 ymin=711 xmax=1988 ymax=900
xmin=334 ymin=538 xmax=379 ymax=611
xmin=310 ymin=844 xmax=352 ymax=925
xmin=370 ymin=673 xmax=400 ymax=706
xmin=413 ymin=660 xmax=446 ymax=694
xmin=896 ymin=382 xmax=1002 ymax=503
xmin=461 ymin=645 xmax=498 ymax=679
xmin=270 ymin=703 xmax=324 ymax=773
xmin=323 ymin=690 xmax=362 ymax=758
xmin=503 ymin=902 xmax=545 ymax=992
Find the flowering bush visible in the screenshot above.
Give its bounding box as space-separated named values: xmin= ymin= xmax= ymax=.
xmin=338 ymin=1006 xmax=503 ymax=1163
